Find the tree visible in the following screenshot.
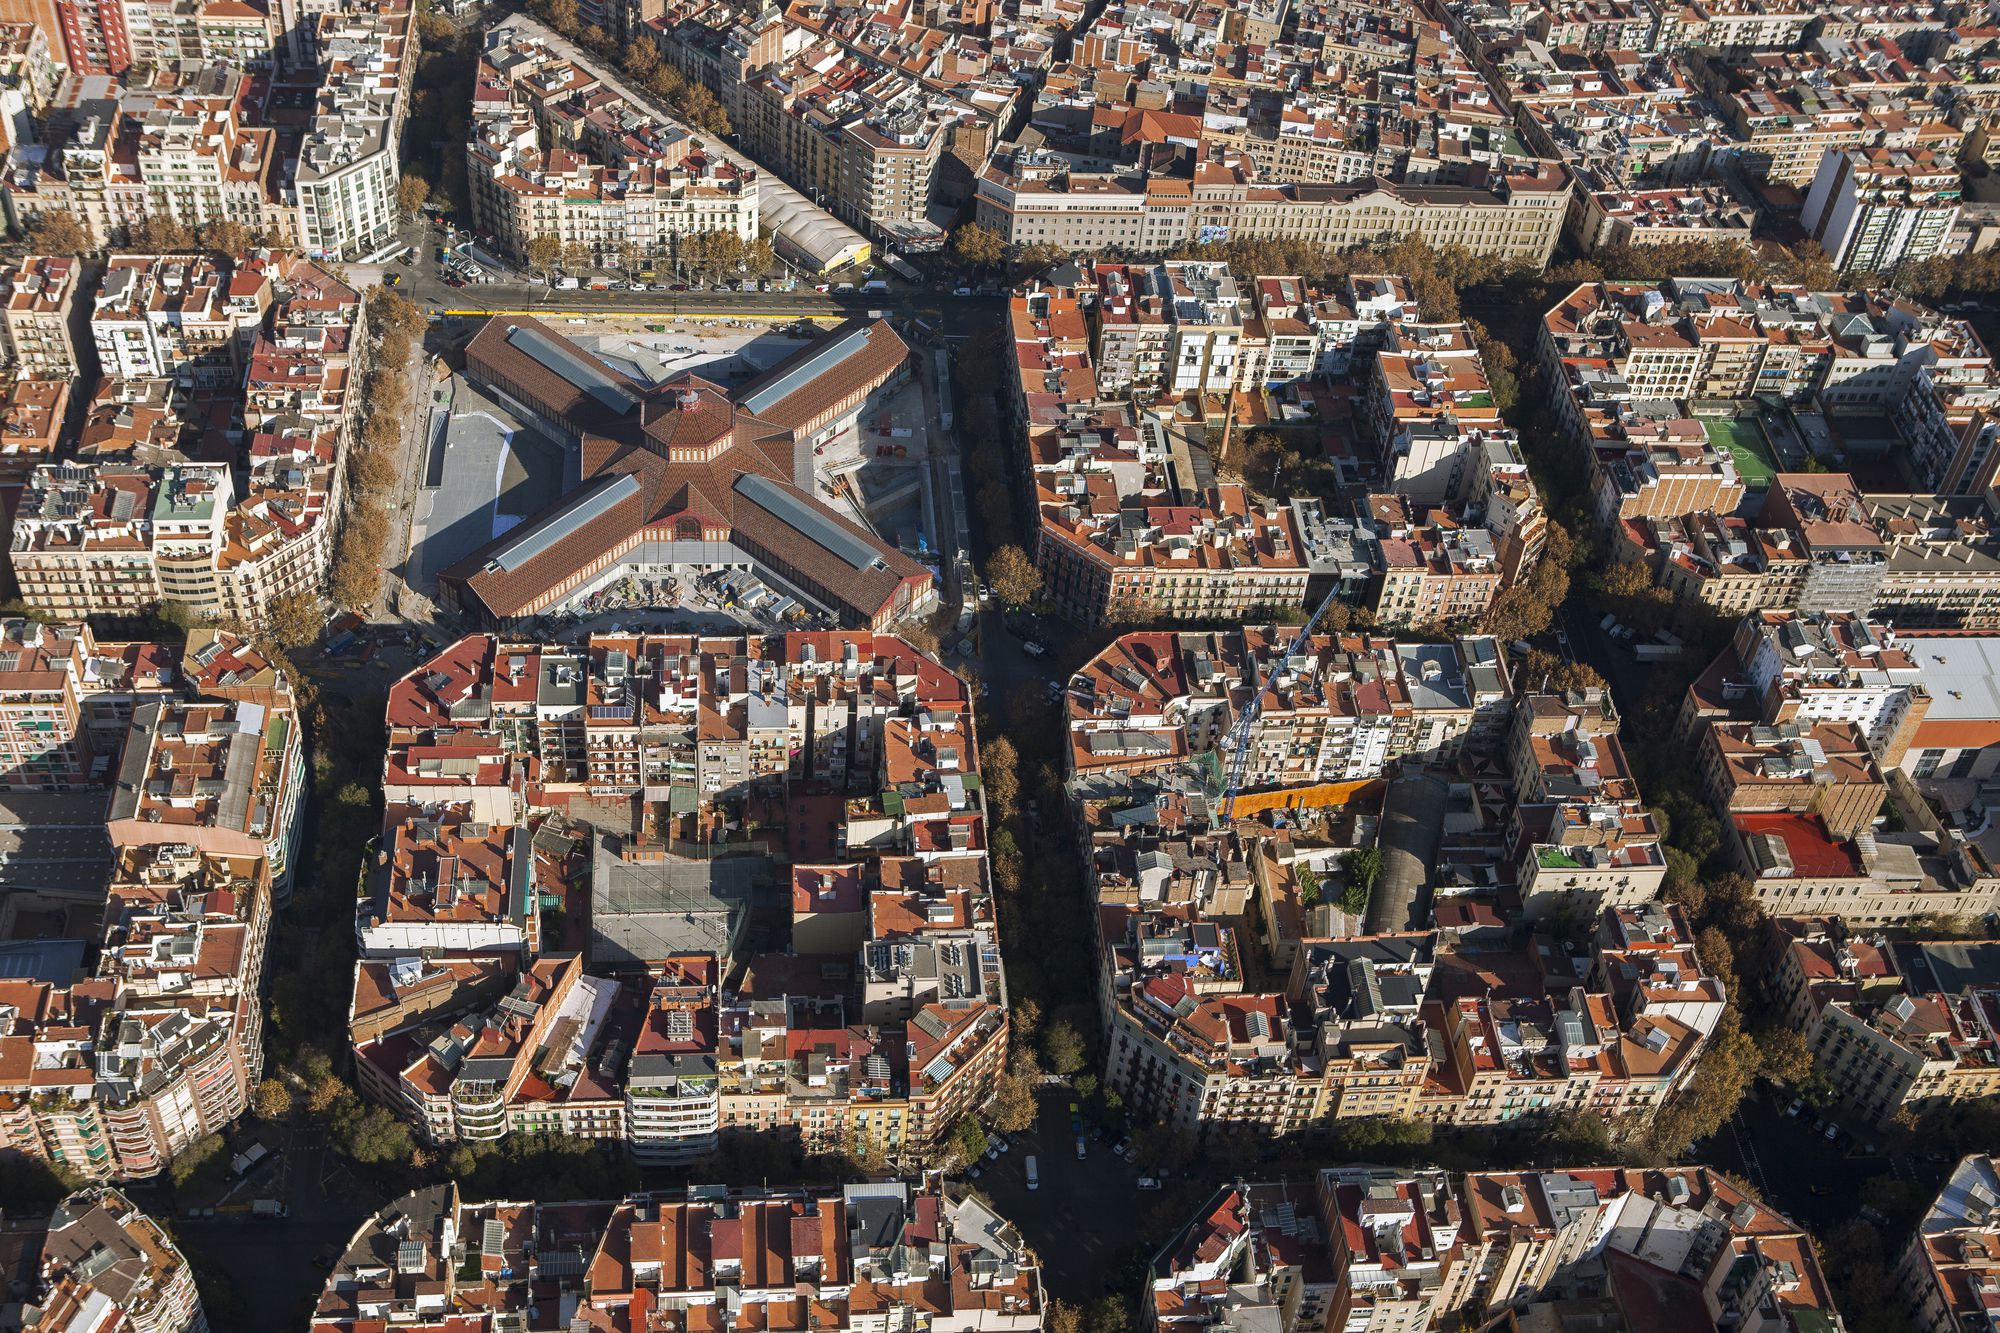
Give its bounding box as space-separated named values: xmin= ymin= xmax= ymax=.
xmin=26 ymin=211 xmax=90 ymax=255
xmin=986 ymin=545 xmax=1042 ymax=607
xmin=338 ymin=1105 xmax=416 ymax=1165
xmin=130 ymin=213 xmax=194 ymax=251
xmin=252 ymin=1078 xmax=295 ymax=1121
xmin=990 ymin=1069 xmax=1037 ymax=1134
xmin=542 ymin=0 xmax=579 ymax=33
xmin=562 ymin=240 xmax=592 ymax=274
xmin=951 ymin=222 xmax=1007 ymax=270
xmin=1755 ymin=1024 xmax=1812 ymax=1088
xmin=525 ymin=233 xmax=564 ymax=281
xmin=952 ymin=1117 xmax=988 ymax=1164
xmin=197 ymin=217 xmax=252 ymax=255
xmin=1776 ymin=240 xmax=1840 ymax=291
xmin=982 ymin=735 xmax=1020 ymax=815
xmin=398 ymin=173 xmax=431 ymax=217
xmin=1040 ymin=1019 xmax=1087 ymax=1076
xmin=262 ymin=590 xmax=324 ymax=651
xmin=1343 ymin=846 xmax=1382 ymax=891
xmin=744 ymin=236 xmax=775 ymax=276
xmin=623 ymin=39 xmax=662 ymax=81
xmin=169 ymin=1132 xmax=227 ymax=1187
xmin=1518 ymin=648 xmax=1605 ymax=693
xmin=577 ymin=23 xmax=610 ymax=53
xmin=1015 ymin=242 xmax=1066 ymax=277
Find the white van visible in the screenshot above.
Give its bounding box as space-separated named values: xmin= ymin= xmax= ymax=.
xmin=1025 ymin=1156 xmax=1039 ymax=1190
xmin=555 ymin=277 xmax=579 ymax=290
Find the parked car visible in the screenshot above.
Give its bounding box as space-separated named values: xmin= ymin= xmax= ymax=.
xmin=1137 ymin=1178 xmax=1161 ymax=1191
xmin=954 ymin=286 xmax=973 ymax=296
xmin=1022 ymin=640 xmax=1047 ymax=657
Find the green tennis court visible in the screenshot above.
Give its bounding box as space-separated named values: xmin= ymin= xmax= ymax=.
xmin=1703 ymin=415 xmax=1779 ymax=484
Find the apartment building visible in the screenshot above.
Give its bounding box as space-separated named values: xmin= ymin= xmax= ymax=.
xmin=1064 ymin=629 xmax=1511 ymax=791
xmin=312 ymin=1181 xmax=1042 ymax=1333
xmin=1804 ymin=147 xmax=1963 ymax=277
xmin=1773 ymin=920 xmax=2000 ymax=1128
xmin=5 ymin=66 xmax=288 ymax=247
xmin=1148 ymin=1165 xmax=1839 ymax=1333
xmin=11 ymin=256 xmax=359 ymax=627
xmin=0 ymin=619 xmax=182 ymax=790
xmin=93 ymin=253 xmax=255 ymax=388
xmin=1698 ymin=719 xmax=1886 ymax=841
xmin=1895 ymin=1155 xmax=2000 ymax=1333
xmin=466 ymin=28 xmax=759 ymax=266
xmin=1416 ymin=920 xmax=1718 ymax=1128
xmin=1149 ymin=1181 xmax=1345 ymax=1333
xmin=0 ymin=647 xmax=297 ymax=1183
xmin=1454 ymin=1168 xmax=1841 ymax=1329
xmin=107 ymin=692 xmax=308 ymax=898
xmin=353 ymin=630 xmax=1011 ymax=1163
xmin=26 ymin=1189 xmax=207 ymax=1333
xmin=0 ymin=254 xmax=78 ymax=375
xmin=290 ymin=3 xmax=414 ymax=260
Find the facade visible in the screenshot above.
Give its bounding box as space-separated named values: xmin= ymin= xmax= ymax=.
xmin=311 ymin=1181 xmax=1043 ymax=1333
xmin=10 ymin=256 xmax=360 ymax=627
xmin=0 ymin=633 xmax=297 ymax=1182
xmin=1803 ymin=147 xmax=1963 ymax=278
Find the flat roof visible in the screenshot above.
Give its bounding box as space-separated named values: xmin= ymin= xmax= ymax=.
xmin=1900 ymin=636 xmax=2000 ymax=721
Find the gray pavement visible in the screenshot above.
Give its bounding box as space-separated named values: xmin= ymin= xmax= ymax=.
xmin=407 ymin=380 xmax=569 ymax=594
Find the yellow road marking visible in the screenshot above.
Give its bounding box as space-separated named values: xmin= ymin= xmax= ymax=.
xmin=439 ymin=308 xmax=849 ymax=323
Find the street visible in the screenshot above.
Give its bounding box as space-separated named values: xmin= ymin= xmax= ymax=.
xmin=971 ymin=1088 xmax=1161 ymax=1300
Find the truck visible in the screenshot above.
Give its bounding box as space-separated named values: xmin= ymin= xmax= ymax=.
xmin=882 ymin=251 xmax=922 ymax=282
xmin=1633 ymin=642 xmax=1685 ymax=661
xmin=230 ymin=1143 xmax=270 ymax=1176
xmin=251 ymin=1199 xmax=289 ymax=1219
xmin=1025 ymin=1156 xmax=1039 ymax=1191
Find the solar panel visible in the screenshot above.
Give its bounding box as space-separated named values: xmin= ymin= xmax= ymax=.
xmin=738 ymin=325 xmax=874 ymax=419
xmin=732 ymin=473 xmax=884 ymax=572
xmin=505 ymin=324 xmax=637 ymax=414
xmin=487 ymin=472 xmax=642 ymax=573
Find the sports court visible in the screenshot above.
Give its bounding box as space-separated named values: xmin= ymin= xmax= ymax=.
xmin=1702 ymin=415 xmax=1780 ymax=484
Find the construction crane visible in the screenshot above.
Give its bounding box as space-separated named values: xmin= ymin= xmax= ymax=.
xmin=1217 ymin=584 xmax=1348 ymax=824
